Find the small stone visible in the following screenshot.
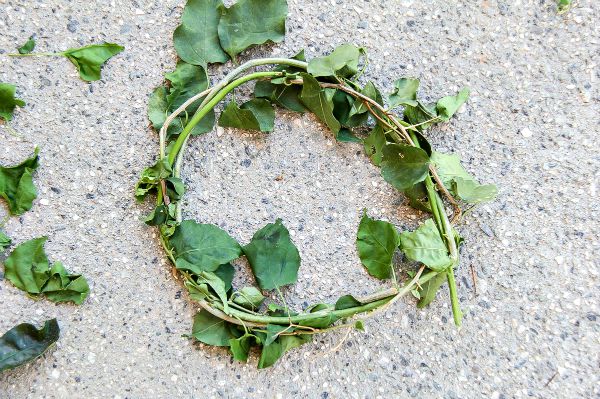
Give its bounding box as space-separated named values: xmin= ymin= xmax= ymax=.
xmin=40 ymin=198 xmax=50 ymax=206
xmin=357 ymin=21 xmax=368 ymax=29
xmin=520 ymin=128 xmax=532 ymax=138
xmin=67 ymin=19 xmax=79 ymax=33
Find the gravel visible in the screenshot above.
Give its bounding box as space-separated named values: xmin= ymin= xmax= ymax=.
xmin=1 ymin=0 xmax=599 ymax=398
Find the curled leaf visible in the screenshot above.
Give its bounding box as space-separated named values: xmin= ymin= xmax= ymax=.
xmin=308 ymin=44 xmax=364 ymax=78
xmin=0 ymin=319 xmax=60 ymax=372
xmin=17 ymin=36 xmax=36 ymax=55
xmin=0 ymin=82 xmax=26 ymax=122
xmin=0 ymin=148 xmax=39 ymax=216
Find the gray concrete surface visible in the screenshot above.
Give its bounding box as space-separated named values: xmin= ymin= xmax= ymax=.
xmin=1 ymin=0 xmax=598 ymax=398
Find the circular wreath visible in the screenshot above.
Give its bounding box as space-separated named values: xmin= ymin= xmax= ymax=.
xmin=135 ymin=49 xmax=497 ymax=368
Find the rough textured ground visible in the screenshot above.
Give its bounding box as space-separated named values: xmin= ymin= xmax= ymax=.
xmin=1 ymin=0 xmax=598 ymax=398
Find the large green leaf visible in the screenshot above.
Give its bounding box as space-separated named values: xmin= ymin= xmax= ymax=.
xmin=218 ymin=98 xmax=275 ymax=132
xmin=363 ymin=124 xmax=386 ymax=166
xmin=3 ymin=237 xmax=90 ymax=304
xmin=257 ymin=333 xmax=311 ymax=369
xmin=229 ymin=334 xmax=257 ymax=362
xmin=307 ymin=44 xmax=363 ymax=78
xmin=169 ymin=220 xmax=242 ymax=274
xmin=417 ymin=272 xmax=447 ymax=308
xmin=356 ymin=212 xmax=400 ymax=280
xmin=17 ymin=36 xmax=36 ymax=55
xmin=243 ymin=219 xmax=300 ymax=290
xmin=0 ymin=319 xmax=59 ymax=372
xmin=0 ymin=148 xmax=39 ymax=215
xmin=62 ymin=43 xmax=124 ymax=82
xmin=255 ymin=81 xmax=306 ymax=113
xmin=217 ymin=0 xmax=288 ymax=61
xmin=0 ymin=231 xmax=11 ymax=253
xmin=0 ymin=82 xmax=26 ymax=122
xmin=299 ymin=73 xmax=340 ymax=134
xmin=380 ymin=144 xmax=430 ymax=191
xmin=400 ymin=219 xmax=452 ymax=272
xmin=388 ymin=78 xmax=419 ymax=108
xmin=147 ymin=61 xmax=215 ymax=138
xmin=435 ymin=87 xmax=470 ymax=121
xmin=173 ymin=0 xmax=228 ymax=66
xmin=191 ymin=309 xmax=235 ymax=347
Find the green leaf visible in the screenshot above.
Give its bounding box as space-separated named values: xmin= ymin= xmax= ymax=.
xmin=218 ymin=98 xmax=275 ymax=132
xmin=148 ymin=62 xmax=215 ymax=138
xmin=264 ymin=324 xmax=289 ymax=345
xmin=17 ymin=36 xmax=36 ymax=55
xmin=170 ymin=220 xmax=242 ymax=274
xmin=334 ymin=294 xmax=362 ymax=310
xmin=191 ymin=309 xmax=235 ymax=347
xmin=354 ymin=320 xmax=365 ymax=331
xmin=257 ymin=333 xmax=311 ymax=369
xmin=214 ymin=262 xmax=235 ymax=292
xmin=0 ymin=319 xmax=59 ymax=372
xmin=232 ymin=286 xmax=265 ymax=310
xmin=255 ymin=81 xmax=306 ymax=113
xmin=134 ymin=157 xmax=172 ymax=201
xmin=400 ymin=219 xmax=452 ymax=272
xmin=173 ymin=0 xmax=229 ymax=66
xmin=0 ymin=231 xmax=11 ymax=253
xmin=431 ymin=151 xmax=471 ymax=188
xmin=143 ymin=204 xmax=176 ymax=226
xmin=0 ymin=82 xmax=26 ymax=122
xmin=388 ymin=78 xmax=419 ymax=108
xmin=197 ymin=271 xmax=230 ymax=314
xmin=3 ymin=237 xmax=49 ymax=294
xmin=557 ymin=0 xmax=572 ymax=13
xmin=417 ymin=272 xmax=447 ymax=308
xmin=62 ymin=43 xmax=124 ymax=82
xmin=242 ymin=219 xmax=300 ymax=290
xmin=403 ymin=101 xmax=438 ymax=130
xmin=41 ymin=262 xmax=90 ymax=305
xmin=402 ymin=182 xmax=431 ymax=212
xmin=380 ymin=144 xmax=430 ymax=191
xmin=229 ymin=334 xmax=257 ymax=362
xmin=335 ymin=128 xmax=361 ymax=143
xmin=217 ymin=0 xmax=288 ymax=61
xmin=307 ymin=44 xmax=363 ymax=78
xmin=435 ymin=87 xmax=469 ymax=121
xmin=363 ymin=124 xmax=386 ymax=166
xmin=3 ymin=237 xmax=89 ymax=304
xmin=356 ymin=212 xmax=400 ymax=280
xmin=349 ymin=81 xmax=383 ymax=118
xmin=453 ymin=177 xmax=498 ymax=204
xmin=299 ymin=73 xmax=340 ymax=134
xmin=0 ymin=148 xmax=39 ymax=216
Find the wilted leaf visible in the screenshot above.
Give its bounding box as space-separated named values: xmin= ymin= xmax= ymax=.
xmin=388 ymin=78 xmax=419 ymax=108
xmin=334 ymin=294 xmax=362 ymax=310
xmin=307 ymin=44 xmax=363 ymax=78
xmin=380 ymin=144 xmax=430 ymax=191
xmin=417 ymin=272 xmax=447 ymax=308
xmin=0 ymin=148 xmax=38 ymax=216
xmin=356 ymin=212 xmax=400 ymax=279
xmin=453 ymin=177 xmax=498 ymax=204
xmin=0 ymin=319 xmax=59 ymax=372
xmin=299 ymin=73 xmax=340 ymax=134
xmin=170 ymin=220 xmax=242 ymax=274
xmin=17 ymin=36 xmax=36 ymax=55
xmin=134 ymin=158 xmax=172 ymax=201
xmin=0 ymin=82 xmax=26 ymax=122
xmin=173 ymin=0 xmax=229 ymax=66
xmin=243 ymin=219 xmax=300 ymax=290
xmin=400 ymin=219 xmax=452 ymax=271
xmin=435 ymin=87 xmax=469 ymax=121
xmin=62 ymin=43 xmax=124 ymax=81
xmin=229 ymin=334 xmax=257 ymax=362
xmin=217 ymin=0 xmax=288 ymax=61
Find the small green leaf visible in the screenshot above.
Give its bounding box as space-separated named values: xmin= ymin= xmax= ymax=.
xmin=257 ymin=334 xmax=311 ymax=369
xmin=354 ymin=320 xmax=365 ymax=331
xmin=217 ymin=0 xmax=288 ymax=61
xmin=356 ymin=212 xmax=400 ymax=279
xmin=417 ymin=272 xmax=447 ymax=308
xmin=435 ymin=87 xmax=469 ymax=121
xmin=3 ymin=237 xmax=89 ymax=304
xmin=197 ymin=271 xmax=230 ymax=314
xmin=335 ymin=128 xmax=361 ymax=143
xmin=363 ymin=124 xmax=386 ymax=166
xmin=299 ymin=73 xmax=340 ymax=134
xmin=403 ymin=101 xmax=438 ymax=130
xmin=380 ymin=144 xmax=430 ymax=191
xmin=0 ymin=319 xmax=59 ymax=372
xmin=62 ymin=43 xmax=124 ymax=82
xmin=0 ymin=148 xmax=39 ymax=216
xmin=388 ymin=78 xmax=419 ymax=108
xmin=134 ymin=158 xmax=172 ymax=201
xmin=453 ymin=177 xmax=498 ymax=204
xmin=143 ymin=204 xmax=176 ymax=226
xmin=0 ymin=82 xmax=26 ymax=122
xmin=17 ymin=36 xmax=36 ymax=55
xmin=191 ymin=309 xmax=235 ymax=347
xmin=0 ymin=231 xmax=11 ymax=253
xmin=173 ymin=0 xmax=229 ymax=66
xmin=402 ymin=182 xmax=431 ymax=212
xmin=233 ymin=287 xmax=265 ymax=310
xmin=218 ymin=98 xmax=275 ymax=132
xmin=307 ymin=44 xmax=363 ymax=78
xmin=400 ymin=219 xmax=452 ymax=272
xmin=243 ymin=219 xmax=300 ymax=290
xmin=334 ymin=294 xmax=362 ymax=310
xmin=264 ymin=324 xmax=289 ymax=346
xmin=170 ymin=220 xmax=242 ymax=274
xmin=349 ymin=81 xmax=383 ymax=118
xmin=214 ymin=262 xmax=235 ymax=292
xmin=229 ymin=334 xmax=257 ymax=362
xmin=410 ymin=288 xmax=421 ymax=300
xmin=557 ymin=0 xmax=572 ymax=13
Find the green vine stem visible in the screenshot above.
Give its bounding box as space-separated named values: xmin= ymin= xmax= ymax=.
xmin=155 ymin=57 xmax=464 ymax=329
